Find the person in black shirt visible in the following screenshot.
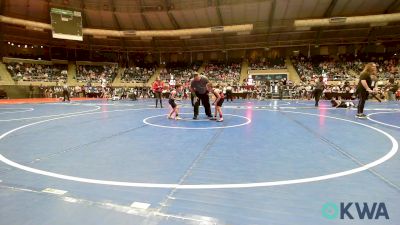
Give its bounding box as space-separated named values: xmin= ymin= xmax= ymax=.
xmin=225 ymin=84 xmax=233 ymax=102
xmin=29 ymin=84 xmax=34 ymax=98
xmin=277 ymin=81 xmax=284 ymax=100
xmin=385 ymin=74 xmax=398 ymax=101
xmin=356 ymin=63 xmax=377 ymax=118
xmin=39 ymin=84 xmax=45 ymax=98
xmin=313 ymin=76 xmax=325 ymax=107
xmin=190 ymin=73 xmax=212 ymax=120
xmin=62 ymin=82 xmax=70 ymax=102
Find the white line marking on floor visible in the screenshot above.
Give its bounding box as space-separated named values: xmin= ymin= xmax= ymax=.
xmin=63 ymin=197 xmax=78 ymax=203
xmin=130 ymin=202 xmax=151 ymax=209
xmin=367 ymin=111 xmax=400 ymax=129
xmin=143 ymin=113 xmax=251 ymax=129
xmin=42 ymin=188 xmax=67 ymax=195
xmin=0 ymin=108 xmax=34 ymax=115
xmin=0 ymin=107 xmax=397 ymax=189
xmin=0 ymin=106 xmax=101 ymax=122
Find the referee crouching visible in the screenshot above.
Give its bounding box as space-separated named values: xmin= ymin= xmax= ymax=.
xmin=190 ymin=73 xmax=213 ymax=120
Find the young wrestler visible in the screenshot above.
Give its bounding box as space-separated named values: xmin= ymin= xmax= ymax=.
xmin=168 ymin=84 xmax=183 ymax=120
xmin=207 ymin=83 xmax=225 ymax=122
xmin=330 ymin=96 xmax=354 ymax=108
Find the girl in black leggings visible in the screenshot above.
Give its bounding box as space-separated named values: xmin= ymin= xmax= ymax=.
xmin=356 ymin=63 xmax=377 ymax=118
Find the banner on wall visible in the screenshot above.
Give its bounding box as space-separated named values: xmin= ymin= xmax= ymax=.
xmin=252 ymin=74 xmax=288 ymax=81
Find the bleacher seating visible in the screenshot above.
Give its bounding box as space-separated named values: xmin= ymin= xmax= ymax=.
xmin=160 ymin=62 xmax=201 ymax=84
xmin=6 ymin=62 xmax=68 ymax=82
xmin=292 ymin=54 xmax=399 ymax=82
xmin=249 ymin=57 xmax=286 ymax=70
xmin=76 ymin=64 xmax=118 ymax=83
xmin=203 ymin=62 xmax=241 ymax=83
xmin=121 ymin=63 xmax=156 ymax=83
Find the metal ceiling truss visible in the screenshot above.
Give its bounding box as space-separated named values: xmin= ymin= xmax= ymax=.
xmin=164 ymin=0 xmax=180 ymax=29
xmin=5 ymin=30 xmax=400 ymax=52
xmin=139 ymin=0 xmax=152 ymax=30
xmin=267 ymin=0 xmax=276 ymax=34
xmin=164 ymin=0 xmax=189 ymax=53
xmin=139 ymin=0 xmax=158 ymax=53
xmin=110 ymin=0 xmax=126 ymax=49
xmin=385 ymin=0 xmax=400 ymax=13
xmin=315 ymin=0 xmax=338 ymax=45
xmin=215 ymin=0 xmax=226 ymax=51
xmin=3 ymin=0 xmax=400 ymax=54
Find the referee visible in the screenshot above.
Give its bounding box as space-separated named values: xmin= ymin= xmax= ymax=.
xmin=190 ymin=73 xmax=213 ymax=120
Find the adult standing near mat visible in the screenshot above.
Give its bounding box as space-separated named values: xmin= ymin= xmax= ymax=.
xmin=385 ymin=74 xmax=398 ymax=101
xmin=313 ymin=76 xmax=325 ymax=107
xmin=356 ymin=62 xmax=377 ymax=118
xmin=190 ymin=72 xmax=212 ymax=120
xmin=152 ymin=76 xmax=164 ymax=108
xmin=29 ymin=83 xmax=34 ymax=98
xmin=225 ymin=84 xmax=233 ymax=102
xmin=277 ymin=80 xmax=284 ymax=100
xmin=62 ymin=81 xmax=70 ymax=102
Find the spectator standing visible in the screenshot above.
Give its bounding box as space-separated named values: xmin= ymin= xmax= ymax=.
xmin=152 ymin=76 xmax=164 ymax=108
xmin=225 ymin=84 xmax=233 ymax=102
xmin=29 ymin=84 xmax=34 ymax=98
xmin=62 ymin=81 xmax=70 ymax=102
xmin=385 ymin=74 xmax=398 ymax=101
xmin=356 ymin=63 xmax=377 ymax=118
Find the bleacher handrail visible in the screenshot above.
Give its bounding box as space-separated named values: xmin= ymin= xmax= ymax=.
xmin=76 ymin=61 xmax=119 ymax=66
xmin=249 ymin=69 xmax=289 ymax=74
xmin=3 ymin=57 xmax=68 ymax=65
